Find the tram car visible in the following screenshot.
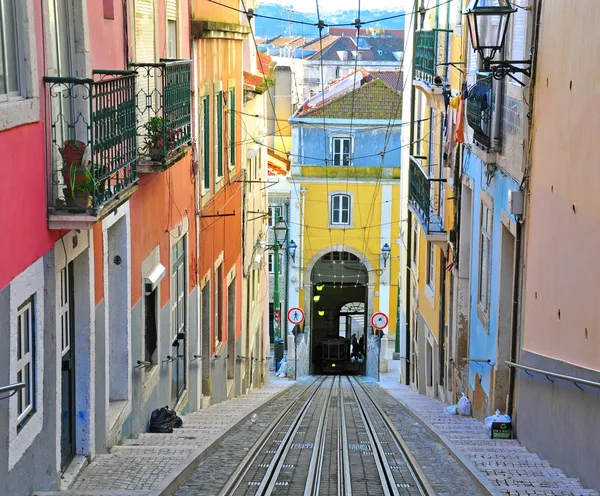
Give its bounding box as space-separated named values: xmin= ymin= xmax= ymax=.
xmin=322 ymin=337 xmax=362 ymax=375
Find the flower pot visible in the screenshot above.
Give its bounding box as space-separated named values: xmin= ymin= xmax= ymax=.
xmin=150 ymin=147 xmax=163 ymax=161
xmin=63 ymin=187 xmax=91 ymax=208
xmin=62 ymin=164 xmax=89 ymax=187
xmin=59 ymin=140 xmax=87 ymax=166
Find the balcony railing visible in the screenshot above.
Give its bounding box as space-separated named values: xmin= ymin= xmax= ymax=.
xmin=408 ymin=155 xmax=446 ymax=238
xmin=467 ymin=73 xmax=493 ymax=150
xmin=415 ymin=30 xmax=437 ymax=82
xmin=44 ymin=71 xmax=138 ymax=227
xmin=129 ymin=60 xmax=192 ymax=171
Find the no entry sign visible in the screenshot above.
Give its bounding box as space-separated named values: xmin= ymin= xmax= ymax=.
xmin=371 ymin=312 xmax=389 ymax=330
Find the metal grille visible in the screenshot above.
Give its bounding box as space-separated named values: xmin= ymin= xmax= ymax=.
xmin=408 ymin=156 xmax=446 ymax=235
xmin=131 ymin=60 xmax=192 ymax=165
xmin=414 ymin=30 xmax=436 ymax=82
xmin=467 ymin=74 xmax=492 ymax=149
xmin=43 ymin=71 xmax=138 ymax=214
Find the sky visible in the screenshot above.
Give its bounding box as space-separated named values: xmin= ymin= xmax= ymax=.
xmin=258 ymin=0 xmax=407 ymax=14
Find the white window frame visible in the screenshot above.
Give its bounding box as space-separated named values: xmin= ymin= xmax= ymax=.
xmin=214 ymin=90 xmax=224 ymax=183
xmin=331 ymin=135 xmax=353 ymax=166
xmin=166 ymin=0 xmax=179 ymax=59
xmin=8 ymin=257 xmax=44 ymax=470
xmin=0 ymin=0 xmax=39 ymax=131
xmin=330 ymin=193 xmax=352 ymax=226
xmin=478 ymin=201 xmax=493 ymax=318
xmin=426 ymin=241 xmax=435 ymax=291
xmin=268 ymin=205 xmax=283 ymax=227
xmin=16 ymin=298 xmax=35 ymax=428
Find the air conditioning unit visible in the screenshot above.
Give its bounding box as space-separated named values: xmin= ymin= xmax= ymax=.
xmin=508 ymin=190 xmax=524 ymax=216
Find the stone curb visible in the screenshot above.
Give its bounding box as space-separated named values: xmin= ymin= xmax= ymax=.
xmin=373 ymin=382 xmax=500 ymax=496
xmin=33 ymin=382 xmax=294 ymax=496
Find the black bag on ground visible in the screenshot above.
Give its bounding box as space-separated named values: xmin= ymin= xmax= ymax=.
xmin=148 ymin=406 xmax=183 ymax=433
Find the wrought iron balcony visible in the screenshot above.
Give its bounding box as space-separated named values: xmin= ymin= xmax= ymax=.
xmin=467 ymin=72 xmax=493 ymax=150
xmin=129 ymin=60 xmax=192 ymax=172
xmin=408 ymin=155 xmax=447 ymax=242
xmin=44 ymin=71 xmax=139 ymax=230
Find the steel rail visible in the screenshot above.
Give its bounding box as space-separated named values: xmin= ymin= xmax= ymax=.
xmin=351 ymin=377 xmax=435 ymax=496
xmin=216 ymin=376 xmax=325 ymax=496
xmin=346 ymin=376 xmax=398 ymax=496
xmin=338 ymin=375 xmax=352 ymax=496
xmin=302 ymin=376 xmax=335 ymax=495
xmin=263 ymin=376 xmax=335 ymax=494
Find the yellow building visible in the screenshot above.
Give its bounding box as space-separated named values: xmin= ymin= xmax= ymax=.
xmin=287 ymin=71 xmax=403 ymax=376
xmin=400 ymin=0 xmax=467 ymax=401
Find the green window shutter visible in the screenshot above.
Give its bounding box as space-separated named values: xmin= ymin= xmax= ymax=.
xmin=229 ymin=88 xmax=235 ymax=166
xmin=203 ymin=97 xmax=210 ymax=190
xmin=215 ymin=91 xmax=223 ymax=178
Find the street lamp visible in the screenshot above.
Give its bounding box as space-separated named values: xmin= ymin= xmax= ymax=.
xmin=288 ymin=239 xmax=297 ymax=262
xmin=381 ymin=243 xmax=391 ymax=268
xmin=464 ymin=0 xmax=531 ymax=82
xmin=271 ymin=217 xmax=288 ymax=340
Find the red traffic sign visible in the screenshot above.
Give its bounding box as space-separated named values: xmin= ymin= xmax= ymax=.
xmin=371 ymin=312 xmax=389 ymax=329
xmin=287 ymin=307 xmax=305 ymax=325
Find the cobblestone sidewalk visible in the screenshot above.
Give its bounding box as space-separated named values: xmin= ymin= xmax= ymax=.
xmin=34 ymin=379 xmax=293 ymax=496
xmin=378 ymin=361 xmax=599 ymax=496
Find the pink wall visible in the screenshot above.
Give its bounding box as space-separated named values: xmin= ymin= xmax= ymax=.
xmin=522 ymin=0 xmax=600 ymax=372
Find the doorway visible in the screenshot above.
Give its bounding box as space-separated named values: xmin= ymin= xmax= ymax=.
xmin=171 ymin=237 xmax=187 ymax=407
xmin=58 ymin=262 xmax=75 ymax=470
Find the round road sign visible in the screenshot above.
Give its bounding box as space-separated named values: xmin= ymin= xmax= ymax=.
xmin=371 ymin=312 xmax=389 ymax=330
xmin=287 ymin=307 xmax=305 ymax=325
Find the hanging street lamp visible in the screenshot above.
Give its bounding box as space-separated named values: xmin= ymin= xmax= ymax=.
xmin=287 ymin=239 xmax=297 ymax=263
xmin=464 ymin=0 xmax=531 ymax=84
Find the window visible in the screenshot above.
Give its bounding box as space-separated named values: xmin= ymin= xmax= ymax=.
xmin=0 ymin=0 xmax=19 ymax=100
xmin=478 ymin=202 xmax=492 ymax=313
xmin=412 ymin=219 xmax=418 ymax=265
xmin=228 ymin=88 xmax=235 ymax=166
xmin=166 ymin=0 xmax=178 ymax=58
xmin=200 ymin=96 xmax=210 ymax=191
xmin=215 ymin=264 xmax=223 ymax=343
xmin=268 ymin=252 xmax=283 ymax=273
xmin=215 ymin=91 xmax=223 ymax=179
xmin=16 ymin=298 xmax=35 ymax=430
xmin=330 ymin=194 xmax=351 ymax=225
xmin=268 ymin=206 xmax=283 ymax=227
xmin=426 ymin=241 xmax=435 ymax=290
xmin=322 ymin=251 xmax=359 ymax=262
xmin=332 ymin=136 xmax=352 ymax=166
xmin=144 ymin=289 xmax=158 ymax=363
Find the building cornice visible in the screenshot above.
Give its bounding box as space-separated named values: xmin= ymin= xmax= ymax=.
xmin=192 ymin=20 xmax=250 ymax=40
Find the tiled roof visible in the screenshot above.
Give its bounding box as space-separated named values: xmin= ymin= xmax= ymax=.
xmin=302 ymin=35 xmax=340 ymax=52
xmin=257 ymin=52 xmax=273 ymax=75
xmin=328 ymin=27 xmax=404 ymax=39
xmin=365 ymin=70 xmax=403 ymax=92
xmin=296 ymin=78 xmax=403 ymax=120
xmin=244 ymin=71 xmax=263 ymax=87
xmin=305 ymin=36 xmax=404 ymax=62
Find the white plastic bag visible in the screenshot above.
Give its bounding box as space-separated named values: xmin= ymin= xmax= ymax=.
xmin=484 ymin=409 xmax=511 ymax=435
xmin=444 ymin=404 xmax=458 ymax=415
xmin=457 ymin=393 xmax=472 ymax=416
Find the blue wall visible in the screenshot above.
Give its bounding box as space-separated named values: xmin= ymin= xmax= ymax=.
xmin=291 ymin=120 xmax=402 ymax=168
xmin=463 ymin=151 xmax=519 ymax=400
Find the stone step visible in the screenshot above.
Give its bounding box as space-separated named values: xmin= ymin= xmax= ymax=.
xmin=499 ymin=487 xmax=598 ymax=496
xmin=467 ymin=452 xmax=544 ymax=462
xmin=453 ymin=439 xmax=522 ymax=446
xmin=472 ymin=459 xmax=551 ymax=469
xmin=462 ymin=446 xmax=530 ymax=454
xmin=110 ymin=445 xmax=196 ymax=456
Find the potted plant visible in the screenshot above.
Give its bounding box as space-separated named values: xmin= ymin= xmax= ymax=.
xmin=63 ymin=169 xmax=103 ymax=209
xmin=143 ymin=117 xmax=166 ymax=161
xmin=59 ymin=139 xmax=86 ymax=166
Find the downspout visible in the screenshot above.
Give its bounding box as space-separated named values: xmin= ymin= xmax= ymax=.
xmin=507 ymin=220 xmax=521 ymax=418
xmin=403 ymin=0 xmax=419 ymax=386
xmin=439 ymin=251 xmax=446 ymax=389
xmin=189 ymin=0 xmax=202 ymax=410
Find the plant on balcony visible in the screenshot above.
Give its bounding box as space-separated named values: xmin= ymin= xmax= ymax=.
xmin=59 ymin=139 xmax=87 ymax=166
xmin=62 ymin=167 xmax=104 ymax=209
xmin=143 ymin=117 xmax=180 ymax=161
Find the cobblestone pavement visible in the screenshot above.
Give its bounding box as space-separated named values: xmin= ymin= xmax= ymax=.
xmin=35 ymin=379 xmax=294 ymax=496
xmin=377 ymin=360 xmax=599 ymax=496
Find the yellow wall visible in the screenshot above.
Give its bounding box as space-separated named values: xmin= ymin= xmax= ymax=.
xmin=297 ymin=180 xmax=401 ymax=332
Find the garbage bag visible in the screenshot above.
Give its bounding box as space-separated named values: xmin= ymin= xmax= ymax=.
xmin=484 ymin=409 xmax=511 ymax=435
xmin=457 ymin=393 xmax=472 ymax=416
xmin=444 ymin=404 xmax=458 ymax=415
xmin=149 ymin=406 xmax=183 ymax=433
xmin=276 ymin=358 xmax=287 ymax=375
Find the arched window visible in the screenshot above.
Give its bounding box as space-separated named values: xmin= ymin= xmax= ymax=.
xmin=330 ymin=194 xmax=351 ymax=225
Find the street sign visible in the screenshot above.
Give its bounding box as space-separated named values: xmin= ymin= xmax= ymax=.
xmin=371 ymin=312 xmax=388 ymax=330
xmin=288 ymin=307 xmax=305 ymax=325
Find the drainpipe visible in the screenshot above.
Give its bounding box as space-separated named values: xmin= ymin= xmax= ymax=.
xmin=439 ymin=251 xmax=447 ymax=390
xmin=284 ymin=201 xmax=290 ymax=351
xmin=299 ymin=187 xmax=307 ymax=287
xmin=491 ymin=55 xmax=505 ymax=152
